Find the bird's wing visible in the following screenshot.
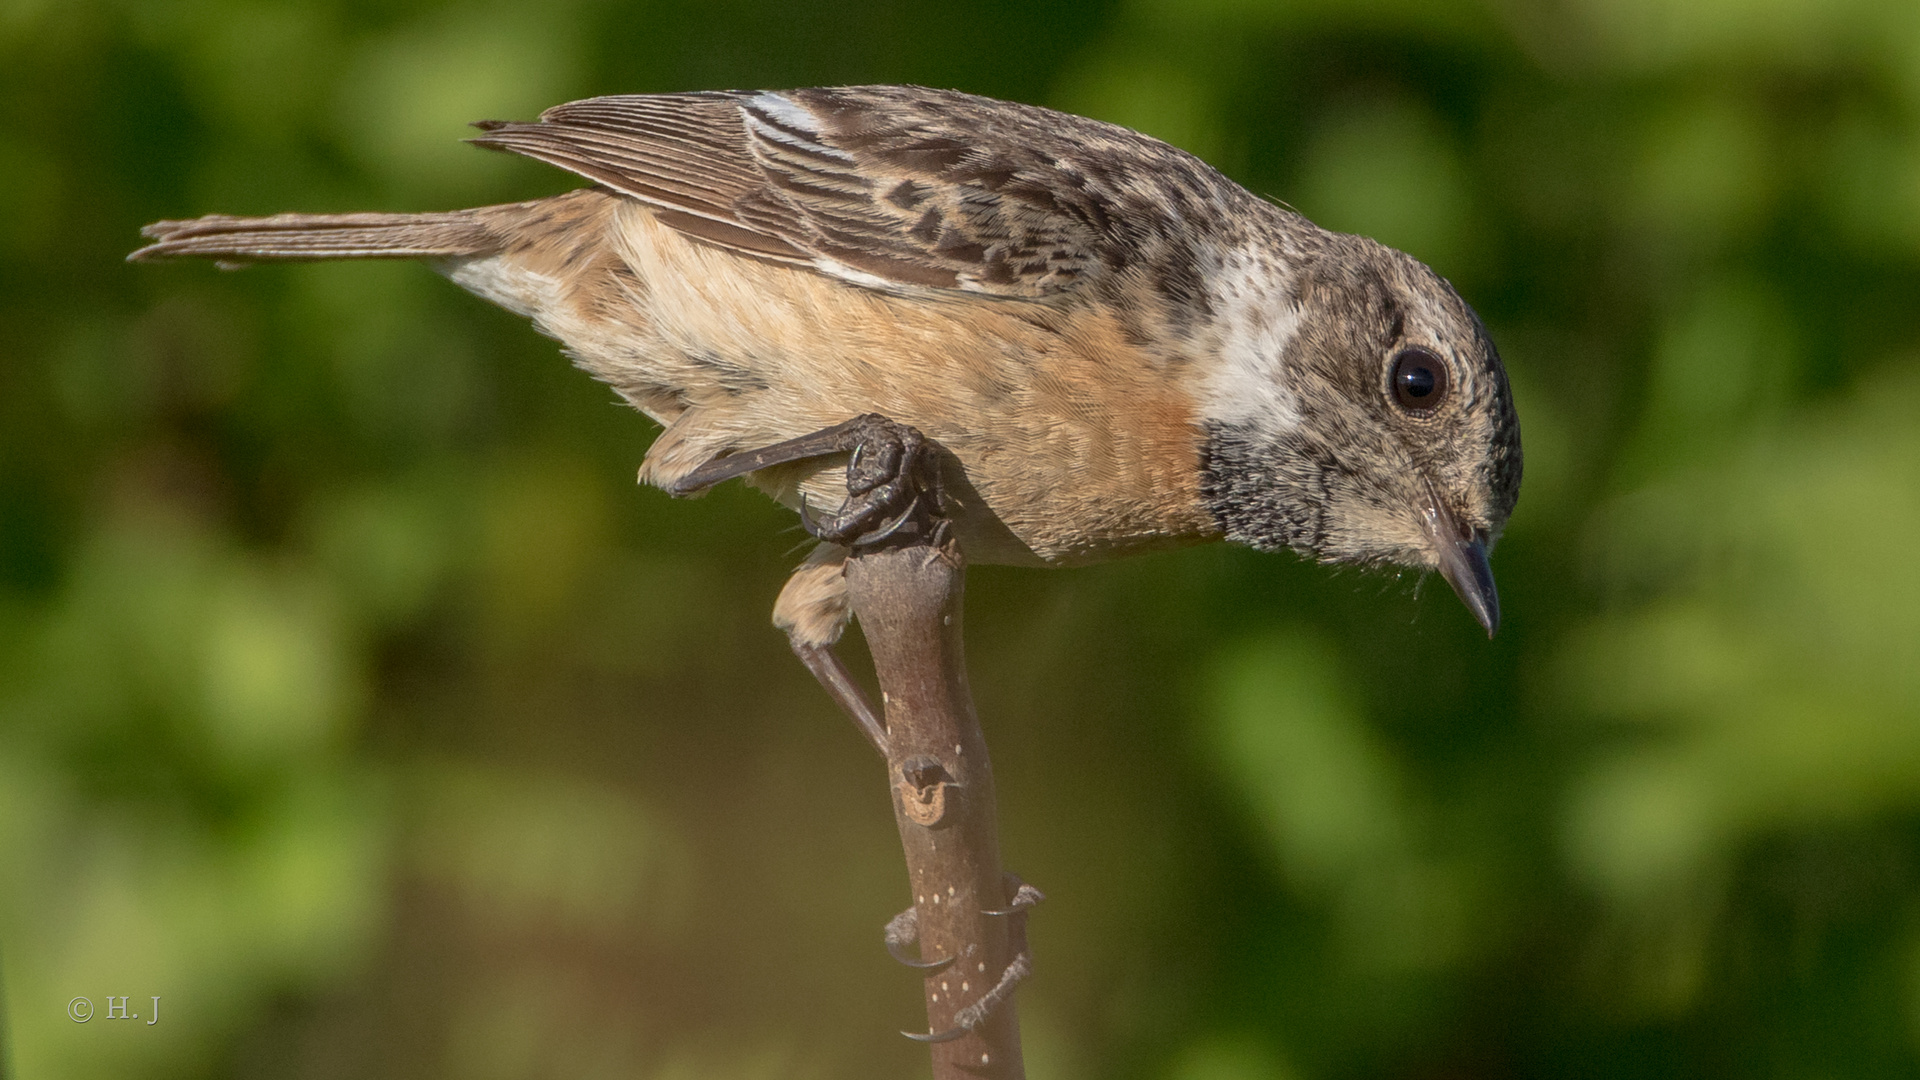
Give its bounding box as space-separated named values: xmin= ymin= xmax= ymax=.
xmin=469 ymin=86 xmax=1243 ymax=299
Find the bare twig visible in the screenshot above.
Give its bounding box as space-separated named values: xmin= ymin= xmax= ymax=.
xmin=844 ymin=538 xmax=1028 ymax=1079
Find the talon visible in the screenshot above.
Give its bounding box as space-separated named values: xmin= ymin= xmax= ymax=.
xmin=852 ymin=498 xmax=920 ymax=548
xmin=902 ymin=1026 xmax=968 ymax=1044
xmin=812 ymin=473 xmax=921 ymax=547
xmin=797 ymin=494 xmax=830 ymax=539
xmin=889 ymin=946 xmax=954 ymax=971
xmin=884 ymin=906 xmax=953 ymax=971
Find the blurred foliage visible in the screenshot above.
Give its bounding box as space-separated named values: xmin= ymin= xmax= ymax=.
xmin=2 ymin=0 xmax=1919 ymax=1077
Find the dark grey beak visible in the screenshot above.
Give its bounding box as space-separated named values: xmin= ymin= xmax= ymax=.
xmin=1425 ymin=501 xmax=1500 ymax=637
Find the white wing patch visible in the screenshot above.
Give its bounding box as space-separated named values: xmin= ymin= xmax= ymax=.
xmin=742 ymin=92 xmax=854 ymax=162
xmin=812 ymin=257 xmax=919 ymax=294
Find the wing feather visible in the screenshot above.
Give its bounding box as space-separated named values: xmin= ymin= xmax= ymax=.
xmin=470 ymin=85 xmax=1254 ymax=299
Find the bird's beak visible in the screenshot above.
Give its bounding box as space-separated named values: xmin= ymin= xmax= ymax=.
xmin=1424 ymin=499 xmax=1500 ymax=638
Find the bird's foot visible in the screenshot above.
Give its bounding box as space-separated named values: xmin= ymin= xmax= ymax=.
xmin=883 ymin=906 xmax=954 ymax=971
xmin=900 ymin=872 xmax=1042 ymax=1043
xmin=798 ymin=416 xmax=939 ymax=548
xmin=668 ymin=413 xmax=943 ymax=550
xmin=902 ymin=947 xmax=1034 ymax=1043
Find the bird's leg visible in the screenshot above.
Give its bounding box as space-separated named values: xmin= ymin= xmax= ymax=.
xmin=674 ymin=414 xmax=945 ymax=756
xmin=791 ymin=640 xmax=888 ymax=757
xmin=903 ymin=872 xmax=1044 ymax=1044
xmin=664 ymin=413 xmax=943 ymax=551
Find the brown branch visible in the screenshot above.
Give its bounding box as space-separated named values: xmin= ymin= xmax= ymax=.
xmin=844 ymin=538 xmax=1027 ymax=1079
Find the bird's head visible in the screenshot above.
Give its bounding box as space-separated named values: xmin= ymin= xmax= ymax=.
xmin=1199 ymin=233 xmax=1522 ymax=635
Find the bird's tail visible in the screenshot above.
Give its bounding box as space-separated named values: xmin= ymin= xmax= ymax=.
xmin=128 ymin=209 xmax=503 ymax=266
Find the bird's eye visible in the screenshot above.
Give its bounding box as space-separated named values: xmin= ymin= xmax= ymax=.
xmin=1392 ymin=348 xmax=1448 ymax=413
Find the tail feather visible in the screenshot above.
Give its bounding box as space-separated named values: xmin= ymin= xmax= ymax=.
xmin=129 ymin=209 xmax=501 ymax=265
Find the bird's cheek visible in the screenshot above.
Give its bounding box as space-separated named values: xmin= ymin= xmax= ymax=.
xmin=1320 ymin=486 xmax=1431 ymax=566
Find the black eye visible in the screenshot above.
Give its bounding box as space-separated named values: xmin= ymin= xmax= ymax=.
xmin=1392 ymin=348 xmax=1448 ymax=413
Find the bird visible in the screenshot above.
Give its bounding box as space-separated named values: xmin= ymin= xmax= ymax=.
xmin=131 ymin=85 xmax=1522 ymax=749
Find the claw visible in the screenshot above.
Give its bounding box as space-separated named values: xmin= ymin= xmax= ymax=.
xmin=844 ymin=438 xmax=879 ymax=488
xmin=902 ymin=1025 xmax=969 ymax=1044
xmin=884 ymin=906 xmax=953 ymax=971
xmin=797 ymin=493 xmax=829 ymax=539
xmin=851 ymin=497 xmax=920 ymax=549
xmin=889 ymin=946 xmax=954 ymax=971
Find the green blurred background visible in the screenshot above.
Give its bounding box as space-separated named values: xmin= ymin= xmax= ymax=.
xmin=4 ymin=0 xmax=1920 ymax=1076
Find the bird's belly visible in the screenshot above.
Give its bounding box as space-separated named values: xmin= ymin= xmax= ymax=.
xmin=487 ymin=202 xmax=1222 ymax=564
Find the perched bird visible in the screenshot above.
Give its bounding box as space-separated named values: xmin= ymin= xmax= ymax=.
xmin=132 ymin=85 xmax=1521 ymax=743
